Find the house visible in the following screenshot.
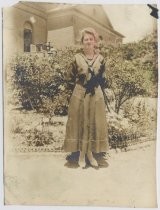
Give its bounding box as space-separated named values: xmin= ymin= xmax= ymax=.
xmin=3 ymin=2 xmax=124 ymax=59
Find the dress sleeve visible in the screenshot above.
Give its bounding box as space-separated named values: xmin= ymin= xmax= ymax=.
xmin=99 ymin=58 xmax=108 ymax=89
xmin=66 ymin=56 xmax=77 ymax=91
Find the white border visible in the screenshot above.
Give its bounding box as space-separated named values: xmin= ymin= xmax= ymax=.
xmin=1 ymin=0 xmax=159 ymax=6
xmin=1 ymin=0 xmax=160 ymax=210
xmin=156 ymin=0 xmax=160 ymax=208
xmin=0 ymin=1 xmax=4 ymax=209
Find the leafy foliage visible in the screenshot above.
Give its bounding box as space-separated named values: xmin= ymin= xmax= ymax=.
xmin=101 ymin=32 xmax=158 ymax=113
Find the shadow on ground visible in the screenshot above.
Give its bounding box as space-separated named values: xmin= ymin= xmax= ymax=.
xmin=64 ymin=152 xmax=109 ymax=169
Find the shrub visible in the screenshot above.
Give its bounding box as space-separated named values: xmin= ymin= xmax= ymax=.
xmin=122 ymin=97 xmax=157 ymax=138
xmin=10 ymin=52 xmax=73 ymax=113
xmin=101 ymin=32 xmax=158 ymax=113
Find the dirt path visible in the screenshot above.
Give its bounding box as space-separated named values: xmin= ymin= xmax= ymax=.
xmin=4 ymin=141 xmax=157 ymax=208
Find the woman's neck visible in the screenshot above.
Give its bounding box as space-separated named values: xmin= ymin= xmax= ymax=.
xmin=83 ymin=48 xmax=95 ymax=59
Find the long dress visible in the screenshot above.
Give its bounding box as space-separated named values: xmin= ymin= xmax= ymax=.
xmin=64 ymin=52 xmax=109 ymax=153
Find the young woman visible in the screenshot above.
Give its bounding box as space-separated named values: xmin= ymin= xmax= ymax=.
xmin=64 ymin=27 xmax=109 ymax=168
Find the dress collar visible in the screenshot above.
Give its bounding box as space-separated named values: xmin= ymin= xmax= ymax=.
xmin=80 ymin=52 xmax=99 ymax=67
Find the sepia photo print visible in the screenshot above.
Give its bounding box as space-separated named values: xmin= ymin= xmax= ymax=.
xmin=2 ymin=1 xmax=158 ymax=208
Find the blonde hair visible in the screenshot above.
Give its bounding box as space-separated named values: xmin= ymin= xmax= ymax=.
xmin=80 ymin=27 xmax=99 ymax=44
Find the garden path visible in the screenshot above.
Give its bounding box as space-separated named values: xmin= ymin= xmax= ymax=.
xmin=4 ymin=140 xmax=157 ymax=208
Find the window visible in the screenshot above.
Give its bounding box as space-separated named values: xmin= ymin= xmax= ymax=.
xmin=24 ymin=22 xmax=32 ymax=52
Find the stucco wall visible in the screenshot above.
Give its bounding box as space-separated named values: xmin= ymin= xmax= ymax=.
xmin=3 ymin=3 xmax=123 ymax=60
xmin=3 ymin=6 xmax=47 ymax=62
xmin=73 ymin=14 xmax=120 ymax=46
xmin=48 ymin=26 xmax=74 ymax=48
xmin=47 ymin=12 xmax=73 ymax=31
xmin=47 ymin=8 xmax=122 ymax=47
xmin=75 ymin=5 xmax=113 ymax=30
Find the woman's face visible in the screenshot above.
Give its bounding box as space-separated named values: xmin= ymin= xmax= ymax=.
xmin=82 ymin=33 xmax=95 ymax=50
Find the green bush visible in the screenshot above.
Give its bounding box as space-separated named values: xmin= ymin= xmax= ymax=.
xmin=101 ymin=32 xmax=158 ymax=113
xmin=122 ymin=97 xmax=157 ymax=137
xmin=10 ymin=50 xmax=74 ymax=113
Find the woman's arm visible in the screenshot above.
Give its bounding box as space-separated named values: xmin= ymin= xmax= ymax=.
xmin=99 ymin=58 xmax=108 ymax=89
xmin=66 ymin=57 xmax=77 ymax=91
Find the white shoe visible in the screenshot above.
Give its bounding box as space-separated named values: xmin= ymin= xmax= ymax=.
xmin=78 ymin=152 xmax=86 ymax=168
xmin=87 ymin=152 xmax=98 ymax=167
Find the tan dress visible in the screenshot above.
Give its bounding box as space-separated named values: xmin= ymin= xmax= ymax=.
xmin=64 ymin=52 xmax=109 ymax=153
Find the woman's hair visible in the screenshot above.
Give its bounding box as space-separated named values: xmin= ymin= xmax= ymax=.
xmin=80 ymin=27 xmax=99 ymax=44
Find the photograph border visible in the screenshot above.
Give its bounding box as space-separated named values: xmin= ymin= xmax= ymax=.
xmin=1 ymin=0 xmax=160 ymax=209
